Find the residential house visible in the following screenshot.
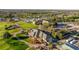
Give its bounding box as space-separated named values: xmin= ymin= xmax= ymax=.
xmin=60 ymin=37 xmax=79 ymax=50
xmin=0 ymin=18 xmax=5 ymax=21
xmin=12 ymin=17 xmax=20 ymax=21
xmin=24 ymin=19 xmax=31 ymax=23
xmin=65 ymin=37 xmax=79 ymax=50
xmin=53 ymin=22 xmax=67 ymax=30
xmin=28 ymin=29 xmax=59 ymax=44
xmin=34 ymin=20 xmax=42 ymax=25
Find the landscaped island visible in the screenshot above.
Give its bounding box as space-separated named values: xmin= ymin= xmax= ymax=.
xmin=0 ymin=10 xmax=79 ymax=50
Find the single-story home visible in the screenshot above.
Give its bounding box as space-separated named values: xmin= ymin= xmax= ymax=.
xmin=53 ymin=22 xmax=67 ymax=30
xmin=0 ymin=18 xmax=5 ymax=21
xmin=28 ymin=29 xmax=59 ymax=44
xmin=60 ymin=37 xmax=79 ymax=50
xmin=12 ymin=17 xmax=20 ymax=21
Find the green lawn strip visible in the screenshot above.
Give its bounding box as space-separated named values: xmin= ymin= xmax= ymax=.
xmin=0 ymin=22 xmax=14 ymax=36
xmin=0 ymin=39 xmax=6 ymax=44
xmin=8 ymin=28 xmax=20 ymax=34
xmin=0 ymin=21 xmax=36 ymax=50
xmin=5 ymin=38 xmax=29 ymax=50
xmin=0 ymin=43 xmax=10 ymax=50
xmin=24 ymin=38 xmax=30 ymax=42
xmin=17 ymin=21 xmax=38 ymax=29
xmin=9 ymin=41 xmax=29 ymax=50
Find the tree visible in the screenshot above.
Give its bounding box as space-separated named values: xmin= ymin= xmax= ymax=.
xmin=3 ymin=32 xmax=12 ymax=39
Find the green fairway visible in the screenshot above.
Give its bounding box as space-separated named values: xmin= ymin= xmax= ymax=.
xmin=0 ymin=22 xmax=14 ymax=36
xmin=0 ymin=21 xmax=38 ymax=50
xmin=17 ymin=21 xmax=38 ymax=29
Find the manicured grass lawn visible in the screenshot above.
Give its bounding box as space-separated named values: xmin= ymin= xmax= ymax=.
xmin=0 ymin=22 xmax=6 ymax=36
xmin=0 ymin=21 xmax=38 ymax=35
xmin=0 ymin=22 xmax=14 ymax=36
xmin=17 ymin=21 xmax=38 ymax=29
xmin=7 ymin=39 xmax=29 ymax=50
xmin=0 ymin=42 xmax=10 ymax=50
xmin=0 ymin=39 xmax=5 ymax=44
xmin=0 ymin=38 xmax=29 ymax=50
xmin=0 ymin=21 xmax=37 ymax=50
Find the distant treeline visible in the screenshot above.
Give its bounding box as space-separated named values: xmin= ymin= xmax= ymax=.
xmin=0 ymin=10 xmax=79 ymax=22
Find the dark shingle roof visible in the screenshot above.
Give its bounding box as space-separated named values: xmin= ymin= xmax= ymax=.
xmin=66 ymin=37 xmax=79 ymax=50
